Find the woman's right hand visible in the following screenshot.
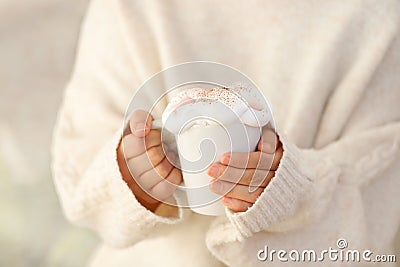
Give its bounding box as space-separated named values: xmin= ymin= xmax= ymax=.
xmin=117 ymin=110 xmax=182 ymax=212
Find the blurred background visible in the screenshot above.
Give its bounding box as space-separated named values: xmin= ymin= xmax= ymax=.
xmin=0 ymin=0 xmax=99 ymax=266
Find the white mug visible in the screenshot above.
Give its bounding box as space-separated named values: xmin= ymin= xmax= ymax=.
xmin=153 ymin=118 xmax=261 ymax=216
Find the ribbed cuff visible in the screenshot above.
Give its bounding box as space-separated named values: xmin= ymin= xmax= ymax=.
xmin=226 ymin=132 xmax=314 ymax=240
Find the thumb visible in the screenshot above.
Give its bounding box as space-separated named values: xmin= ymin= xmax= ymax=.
xmin=129 ymin=109 xmax=153 ymax=137
xmin=257 ymin=128 xmax=279 ymax=154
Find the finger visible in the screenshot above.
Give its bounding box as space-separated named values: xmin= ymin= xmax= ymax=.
xmin=122 ymin=130 xmax=162 ymax=159
xmin=258 ymin=128 xmax=279 ymax=154
xmin=150 ymin=168 xmax=182 ymax=200
xmin=136 ymin=156 xmax=174 ymax=190
xmin=222 ymin=197 xmax=252 ymax=213
xmin=221 ymin=147 xmax=283 ymax=170
xmin=130 ymin=110 xmax=153 ymax=137
xmin=208 ymin=164 xmax=275 ymax=187
xmin=210 ymin=180 xmax=264 ymax=203
xmin=127 ymin=146 xmax=165 ymax=177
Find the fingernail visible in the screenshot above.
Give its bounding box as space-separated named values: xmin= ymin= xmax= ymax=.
xmin=210 ymin=181 xmax=222 ymax=193
xmin=208 ymin=165 xmax=220 ymax=177
xmin=134 ymin=122 xmax=147 ymax=133
xmin=223 ymin=197 xmax=231 ymax=204
xmin=222 ymin=154 xmax=231 ymax=164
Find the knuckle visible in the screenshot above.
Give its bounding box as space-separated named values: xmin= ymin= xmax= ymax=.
xmin=145 ymin=130 xmax=162 ymax=149
xmin=146 ymin=146 xmax=165 ymax=166
xmin=146 ymin=147 xmax=157 ymax=159
xmin=148 ymin=129 xmax=161 ymax=140
xmin=155 ymin=160 xmax=172 ymax=178
xmin=168 ymin=168 xmax=183 ymax=185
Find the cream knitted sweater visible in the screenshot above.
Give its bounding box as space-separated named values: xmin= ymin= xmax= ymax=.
xmin=52 ymin=0 xmax=400 ymax=266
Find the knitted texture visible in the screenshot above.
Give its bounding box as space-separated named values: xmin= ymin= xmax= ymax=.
xmin=52 ymin=0 xmax=400 ymax=266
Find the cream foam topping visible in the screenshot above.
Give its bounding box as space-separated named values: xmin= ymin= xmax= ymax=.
xmin=162 ymin=86 xmax=271 ymax=134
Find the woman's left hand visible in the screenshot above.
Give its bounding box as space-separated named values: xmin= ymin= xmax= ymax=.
xmin=208 ymin=128 xmax=283 ymax=212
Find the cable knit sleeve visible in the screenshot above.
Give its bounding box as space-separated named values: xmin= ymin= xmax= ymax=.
xmin=225 ymin=123 xmax=400 ymax=240
xmin=51 ymin=0 xmax=185 ymax=248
